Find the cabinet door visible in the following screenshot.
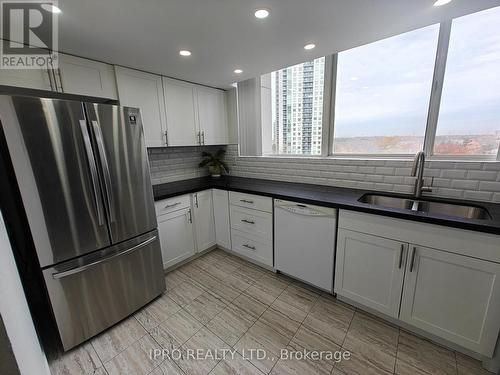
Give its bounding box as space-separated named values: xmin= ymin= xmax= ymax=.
xmin=157 ymin=208 xmax=195 ymax=269
xmin=0 ymin=41 xmax=51 ymax=90
xmin=115 ymin=67 xmax=167 ymax=147
xmin=335 ymin=229 xmax=406 ymax=318
xmin=212 ymin=189 xmax=231 ymax=249
xmin=197 ymin=87 xmax=228 ymax=145
xmin=58 ymin=54 xmax=117 ymax=99
xmin=400 ymin=245 xmax=500 ymax=356
xmin=193 ymin=190 xmax=216 ymax=252
xmin=163 ymin=78 xmax=199 ymax=146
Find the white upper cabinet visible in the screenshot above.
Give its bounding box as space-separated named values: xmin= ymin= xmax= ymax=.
xmin=0 ymin=42 xmax=51 ymax=90
xmin=58 ymin=54 xmax=117 ymax=99
xmin=197 ymin=87 xmax=228 ymax=145
xmin=335 ymin=229 xmax=406 ymax=318
xmin=163 ymin=77 xmax=229 ymax=146
xmin=163 ymin=77 xmax=199 ymax=146
xmin=0 ymin=48 xmax=117 ymax=99
xmin=115 ymin=67 xmax=167 ymax=147
xmin=400 ymin=245 xmax=500 ymax=356
xmin=0 ymin=68 xmax=51 ymax=91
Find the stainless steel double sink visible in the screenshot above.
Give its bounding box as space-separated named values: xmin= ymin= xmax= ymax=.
xmin=359 ymin=194 xmax=491 ymax=220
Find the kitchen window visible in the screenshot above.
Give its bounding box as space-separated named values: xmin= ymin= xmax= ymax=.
xmin=261 ymin=57 xmax=328 ymax=156
xmin=245 ymin=6 xmax=500 ymax=160
xmin=432 ymin=6 xmax=500 ymax=157
xmin=333 ymin=25 xmax=439 ymax=155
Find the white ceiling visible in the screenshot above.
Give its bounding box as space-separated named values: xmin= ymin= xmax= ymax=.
xmin=56 ymin=0 xmax=500 ymax=89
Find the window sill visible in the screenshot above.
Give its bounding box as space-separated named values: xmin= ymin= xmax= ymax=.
xmin=248 ymin=153 xmax=500 ymax=163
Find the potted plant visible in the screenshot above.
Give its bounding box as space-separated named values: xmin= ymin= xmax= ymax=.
xmin=198 ymin=149 xmax=229 ymax=178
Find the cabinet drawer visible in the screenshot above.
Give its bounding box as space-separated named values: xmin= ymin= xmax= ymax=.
xmin=230 ymin=205 xmax=272 ymax=240
xmin=155 ymin=194 xmax=191 ymax=217
xmin=231 ymin=229 xmax=272 ymax=267
xmin=229 ymin=192 xmax=272 ymax=213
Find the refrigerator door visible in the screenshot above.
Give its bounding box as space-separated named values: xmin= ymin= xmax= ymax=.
xmin=85 ymin=103 xmax=157 ymax=244
xmin=43 ymin=230 xmax=165 ymax=350
xmin=0 ymin=96 xmax=110 ymax=267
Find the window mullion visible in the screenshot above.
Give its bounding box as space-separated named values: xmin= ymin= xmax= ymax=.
xmin=324 ymin=54 xmax=337 ymax=156
xmin=423 ymin=21 xmax=452 ymax=156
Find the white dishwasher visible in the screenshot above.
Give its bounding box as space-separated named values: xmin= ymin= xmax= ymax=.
xmin=274 ymin=199 xmax=337 ymax=292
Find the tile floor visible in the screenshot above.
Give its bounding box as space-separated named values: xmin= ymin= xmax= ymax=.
xmin=49 ymin=248 xmax=492 ymax=375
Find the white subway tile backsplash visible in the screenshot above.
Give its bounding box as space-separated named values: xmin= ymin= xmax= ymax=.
xmin=149 ymin=145 xmax=500 ymax=203
xmin=483 ymin=163 xmax=500 ymax=171
xmin=375 ymin=167 xmax=395 ymax=175
xmin=451 ymin=179 xmax=479 ymax=190
xmin=441 ymin=170 xmax=467 ymax=179
xmin=464 ymin=191 xmax=493 ymax=202
xmin=468 ymin=170 xmax=498 ymax=181
xmin=479 ymin=181 xmax=500 ymax=192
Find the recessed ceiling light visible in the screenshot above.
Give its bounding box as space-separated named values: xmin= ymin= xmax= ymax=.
xmin=41 ymin=4 xmax=62 ymax=13
xmin=179 ymin=50 xmax=192 ymax=57
xmin=304 ymin=43 xmax=316 ymax=50
xmin=234 ymin=69 xmax=243 ymax=74
xmin=433 ymin=0 xmax=452 ymax=6
xmin=254 ymin=8 xmax=270 ymax=19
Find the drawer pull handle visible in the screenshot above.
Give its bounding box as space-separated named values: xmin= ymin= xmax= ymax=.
xmin=398 ymin=244 xmax=405 ymax=269
xmin=164 ymin=202 xmax=181 ymax=209
xmin=409 ymin=247 xmax=417 ymax=272
xmin=241 ymin=219 xmax=255 ymax=224
xmin=240 ymin=199 xmax=254 ymax=204
xmin=242 ymin=244 xmax=256 ymax=250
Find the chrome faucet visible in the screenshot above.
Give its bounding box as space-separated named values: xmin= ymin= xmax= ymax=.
xmin=411 ymin=151 xmax=432 ymax=198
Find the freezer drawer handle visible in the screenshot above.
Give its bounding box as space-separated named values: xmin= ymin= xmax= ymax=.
xmin=242 ymin=244 xmax=256 ymax=250
xmin=51 ymin=236 xmax=157 ymax=279
xmin=241 ymin=219 xmax=255 ymax=224
xmin=79 ymin=120 xmax=105 ymax=226
xmin=240 ymin=199 xmax=254 ymax=204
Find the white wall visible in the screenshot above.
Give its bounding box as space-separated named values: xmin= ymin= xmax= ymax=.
xmin=0 ymin=211 xmax=50 ymax=375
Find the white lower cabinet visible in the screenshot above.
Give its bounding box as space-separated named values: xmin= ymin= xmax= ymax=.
xmin=400 ymin=245 xmax=500 ymax=356
xmin=228 ymin=192 xmax=273 ymax=267
xmin=212 ymin=189 xmax=231 ymax=249
xmin=335 ymin=230 xmax=406 ymax=318
xmin=192 ymin=190 xmax=216 ymax=252
xmin=157 ymin=207 xmax=195 ymax=269
xmin=231 ymin=230 xmax=273 ymax=266
xmin=336 ymin=210 xmax=500 ymax=357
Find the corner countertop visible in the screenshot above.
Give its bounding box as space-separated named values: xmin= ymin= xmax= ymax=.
xmin=153 ymin=176 xmax=500 ymax=235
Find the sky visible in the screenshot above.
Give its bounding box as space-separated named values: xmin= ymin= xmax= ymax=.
xmin=333 ymin=5 xmax=500 ymax=138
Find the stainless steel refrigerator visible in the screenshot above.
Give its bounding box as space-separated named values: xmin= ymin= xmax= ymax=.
xmin=0 ymin=95 xmax=165 ymax=351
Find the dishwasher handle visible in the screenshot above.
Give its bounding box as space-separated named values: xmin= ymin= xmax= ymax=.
xmin=274 ymin=202 xmax=336 ymax=217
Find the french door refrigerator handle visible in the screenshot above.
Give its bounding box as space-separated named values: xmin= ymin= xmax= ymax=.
xmin=52 ymin=236 xmax=157 ymax=279
xmin=91 ymin=120 xmax=116 ymax=223
xmin=78 ymin=120 xmax=105 ymax=226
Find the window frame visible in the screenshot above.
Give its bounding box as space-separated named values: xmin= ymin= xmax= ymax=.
xmin=328 ymin=20 xmax=500 ymax=161
xmin=263 ymin=55 xmax=333 ymax=157
xmin=258 ymin=14 xmax=500 ymax=161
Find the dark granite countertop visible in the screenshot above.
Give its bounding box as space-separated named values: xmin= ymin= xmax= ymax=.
xmin=153 ymin=176 xmax=500 ymax=235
